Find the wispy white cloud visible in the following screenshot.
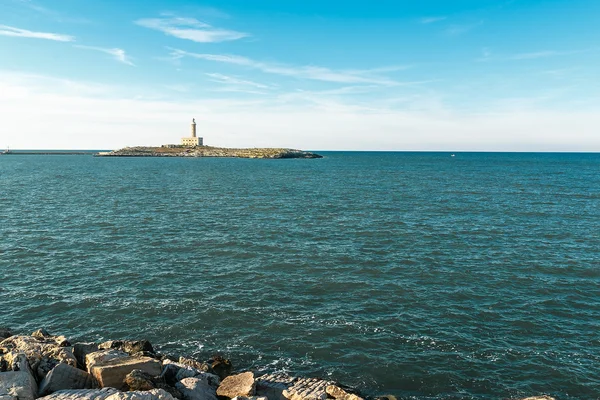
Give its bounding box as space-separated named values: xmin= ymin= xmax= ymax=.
xmin=135 ymin=16 xmax=248 ymax=43
xmin=445 ymin=21 xmax=483 ymax=36
xmin=420 ymin=16 xmax=447 ymax=24
xmin=74 ymin=45 xmax=134 ymax=66
xmin=169 ymin=49 xmax=403 ymax=85
xmin=0 ymin=24 xmax=74 ymax=41
xmin=205 ymin=73 xmax=270 ymax=89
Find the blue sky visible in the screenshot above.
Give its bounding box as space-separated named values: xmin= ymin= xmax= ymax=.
xmin=1 ymin=0 xmax=599 ymax=150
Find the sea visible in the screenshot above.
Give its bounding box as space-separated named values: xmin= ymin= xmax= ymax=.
xmin=1 ymin=152 xmax=599 ymax=399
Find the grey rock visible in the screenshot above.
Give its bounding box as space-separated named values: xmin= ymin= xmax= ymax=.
xmin=98 ymin=341 xmax=154 ymax=356
xmin=231 ymin=397 xmax=268 ymax=400
xmin=124 ymin=369 xmax=155 ymax=391
xmin=175 ymin=377 xmax=218 ymax=400
xmin=86 ymin=350 xmax=129 ymax=374
xmin=104 ymin=389 xmax=175 ymax=400
xmin=38 ymin=388 xmax=119 ymax=400
xmin=325 ymin=386 xmax=363 ymax=400
xmin=256 ymin=374 xmax=295 ymax=400
xmin=39 ymin=362 xmax=95 ymax=396
xmin=282 ymin=377 xmax=333 ymax=400
xmin=0 ymin=371 xmax=38 ymax=400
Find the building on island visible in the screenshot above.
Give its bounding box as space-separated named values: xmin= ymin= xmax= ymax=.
xmin=181 ymin=118 xmax=203 ymax=147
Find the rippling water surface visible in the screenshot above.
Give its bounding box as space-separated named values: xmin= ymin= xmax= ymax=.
xmin=1 ymin=152 xmax=599 ymax=399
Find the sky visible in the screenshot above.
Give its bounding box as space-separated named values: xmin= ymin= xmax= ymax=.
xmin=1 ymin=0 xmax=599 ymax=150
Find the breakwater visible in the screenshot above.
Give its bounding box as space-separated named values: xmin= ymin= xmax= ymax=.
xmin=0 ymin=328 xmax=554 ymax=400
xmin=95 ymin=146 xmax=322 ymax=159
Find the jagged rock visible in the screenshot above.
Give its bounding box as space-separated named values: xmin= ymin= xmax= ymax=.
xmin=231 ymin=397 xmax=268 ymax=400
xmin=0 ymin=335 xmax=77 ymax=380
xmin=0 ymin=329 xmax=12 ymax=340
xmin=160 ymin=360 xmax=219 ymax=386
xmin=175 ymin=377 xmax=218 ymax=400
xmin=0 ymin=394 xmax=15 ymax=400
xmin=282 ymin=378 xmax=332 ymax=400
xmin=39 ymin=362 xmax=95 ymax=396
xmin=373 ymin=395 xmax=396 ymax=400
xmin=0 ymin=371 xmax=38 ymax=400
xmin=86 ymin=350 xmax=129 ymax=373
xmin=210 ymin=356 xmax=232 ymax=380
xmin=32 ymin=329 xmax=52 ymax=339
xmin=325 ymin=386 xmax=363 ymax=400
xmin=74 ymin=343 xmax=99 ymax=370
xmin=217 ymin=372 xmax=255 ymax=398
xmin=256 ymin=374 xmax=295 ymax=400
xmin=124 ymin=369 xmax=155 ymax=391
xmin=520 ymin=397 xmax=555 ymax=400
xmin=105 ymin=389 xmax=175 ymax=400
xmin=98 ymin=341 xmax=154 ymax=356
xmin=38 ymin=388 xmax=119 ymax=400
xmin=177 ymin=358 xmax=210 ymax=373
xmin=90 ymin=356 xmax=161 ymax=390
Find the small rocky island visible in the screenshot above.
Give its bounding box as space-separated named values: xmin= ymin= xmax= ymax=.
xmin=96 ymin=119 xmax=322 ymax=159
xmin=96 ymin=146 xmax=322 ymax=159
xmin=0 ymin=328 xmax=556 ymax=400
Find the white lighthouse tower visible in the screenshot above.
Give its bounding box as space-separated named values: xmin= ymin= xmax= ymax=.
xmin=181 ymin=118 xmax=203 ymax=147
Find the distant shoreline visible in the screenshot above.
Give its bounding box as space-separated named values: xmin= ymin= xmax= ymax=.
xmin=95 ymin=146 xmax=323 ymax=159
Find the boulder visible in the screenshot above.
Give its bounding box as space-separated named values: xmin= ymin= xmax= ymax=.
xmin=256 ymin=374 xmax=295 ymax=400
xmin=175 ymin=377 xmax=217 ymax=400
xmin=217 ymin=372 xmax=255 ymax=399
xmin=0 ymin=371 xmax=38 ymax=400
xmin=32 ymin=329 xmax=52 ymax=339
xmin=38 ymin=362 xmax=95 ymax=396
xmin=282 ymin=378 xmax=333 ymax=400
xmin=0 ymin=335 xmax=77 ymax=380
xmin=98 ymin=341 xmax=155 ymax=356
xmin=74 ymin=343 xmax=100 ymax=370
xmin=209 ymin=356 xmax=232 ymax=380
xmin=520 ymin=397 xmax=555 ymax=400
xmin=231 ymin=397 xmax=268 ymax=400
xmin=325 ymin=386 xmax=363 ymax=400
xmin=104 ymin=389 xmax=175 ymax=400
xmin=90 ymin=356 xmax=161 ymax=390
xmin=38 ymin=388 xmax=119 ymax=400
xmin=124 ymin=369 xmax=155 ymax=391
xmin=86 ymin=350 xmax=129 ymax=373
xmin=160 ymin=361 xmax=219 ymax=386
xmin=177 ymin=358 xmax=210 ymax=373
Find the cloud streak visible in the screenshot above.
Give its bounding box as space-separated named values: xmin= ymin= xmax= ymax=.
xmin=205 ymin=73 xmax=270 ymax=89
xmin=420 ymin=16 xmax=447 ymax=24
xmin=75 ymin=45 xmax=134 ymax=66
xmin=169 ymin=49 xmax=402 ymax=85
xmin=0 ymin=24 xmax=74 ymax=41
xmin=135 ymin=16 xmax=248 ymax=43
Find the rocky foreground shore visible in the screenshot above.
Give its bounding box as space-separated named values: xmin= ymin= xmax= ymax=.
xmin=0 ymin=328 xmax=554 ymax=400
xmin=95 ymin=147 xmax=322 ymax=159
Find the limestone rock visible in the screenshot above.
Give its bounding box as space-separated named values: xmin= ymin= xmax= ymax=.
xmin=39 ymin=362 xmax=96 ymax=396
xmin=98 ymin=341 xmax=155 ymax=356
xmin=520 ymin=397 xmax=555 ymax=400
xmin=175 ymin=377 xmax=217 ymax=400
xmin=217 ymin=372 xmax=255 ymax=399
xmin=231 ymin=397 xmax=268 ymax=400
xmin=177 ymin=358 xmax=210 ymax=373
xmin=38 ymin=388 xmax=119 ymax=400
xmin=325 ymin=386 xmax=362 ymax=400
xmin=32 ymin=329 xmax=52 ymax=339
xmin=74 ymin=343 xmax=100 ymax=370
xmin=282 ymin=378 xmax=332 ymax=400
xmin=86 ymin=350 xmax=129 ymax=373
xmin=160 ymin=360 xmax=219 ymax=386
xmin=0 ymin=371 xmax=38 ymax=400
xmin=0 ymin=335 xmax=77 ymax=380
xmin=90 ymin=356 xmax=161 ymax=390
xmin=105 ymin=389 xmax=175 ymax=400
xmin=124 ymin=369 xmax=155 ymax=391
xmin=256 ymin=374 xmax=295 ymax=400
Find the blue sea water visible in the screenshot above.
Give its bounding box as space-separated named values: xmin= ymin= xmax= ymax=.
xmin=1 ymin=152 xmax=599 ymax=399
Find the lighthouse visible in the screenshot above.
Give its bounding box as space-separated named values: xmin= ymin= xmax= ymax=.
xmin=181 ymin=118 xmax=203 ymax=147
